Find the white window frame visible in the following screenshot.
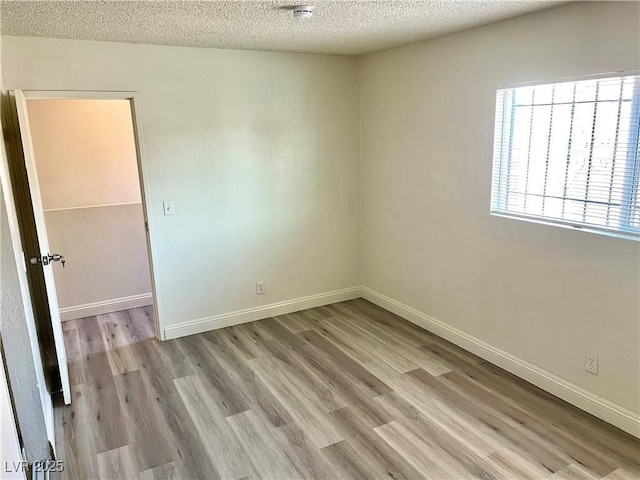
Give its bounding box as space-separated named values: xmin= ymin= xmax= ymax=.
xmin=490 ymin=71 xmax=640 ymax=241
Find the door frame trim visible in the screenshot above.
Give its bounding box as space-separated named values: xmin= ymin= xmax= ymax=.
xmin=21 ymin=90 xmax=164 ymax=340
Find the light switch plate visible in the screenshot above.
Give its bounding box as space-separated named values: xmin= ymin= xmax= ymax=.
xmin=163 ymin=201 xmax=174 ymax=216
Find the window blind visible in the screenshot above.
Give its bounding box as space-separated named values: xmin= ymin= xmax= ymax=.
xmin=491 ymin=73 xmax=640 ymax=240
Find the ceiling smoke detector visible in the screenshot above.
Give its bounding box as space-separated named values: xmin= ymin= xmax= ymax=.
xmin=292 ymin=5 xmax=314 ymax=19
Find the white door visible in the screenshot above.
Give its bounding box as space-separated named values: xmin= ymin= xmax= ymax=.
xmin=13 ymin=90 xmax=71 ymax=405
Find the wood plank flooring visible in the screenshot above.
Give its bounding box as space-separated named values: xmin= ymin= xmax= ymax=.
xmin=55 ymin=300 xmax=640 ymax=479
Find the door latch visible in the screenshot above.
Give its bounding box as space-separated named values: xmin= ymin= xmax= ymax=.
xmin=30 ymin=253 xmax=65 ymax=268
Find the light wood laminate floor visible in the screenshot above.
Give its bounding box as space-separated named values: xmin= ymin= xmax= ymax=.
xmin=56 ymin=300 xmax=640 ymax=479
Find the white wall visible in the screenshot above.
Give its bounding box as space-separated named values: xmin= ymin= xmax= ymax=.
xmin=27 ymin=99 xmax=142 ymax=209
xmin=45 ymin=204 xmax=151 ymax=312
xmin=1 ymin=38 xmax=361 ymax=332
xmin=26 ymin=99 xmax=152 ymax=315
xmin=360 ymin=1 xmax=640 ymax=415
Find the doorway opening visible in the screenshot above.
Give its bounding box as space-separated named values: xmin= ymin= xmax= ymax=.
xmin=28 ymin=98 xmax=155 ymax=323
xmin=7 ymin=91 xmax=160 ymax=405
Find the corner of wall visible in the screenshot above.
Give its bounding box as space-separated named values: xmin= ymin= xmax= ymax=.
xmin=356 ymin=54 xmax=365 ymax=288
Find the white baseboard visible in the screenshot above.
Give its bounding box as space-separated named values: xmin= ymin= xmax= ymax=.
xmin=59 ymin=293 xmax=153 ymax=321
xmin=163 ymin=287 xmax=362 ymax=340
xmin=361 ymin=286 xmax=640 ymax=438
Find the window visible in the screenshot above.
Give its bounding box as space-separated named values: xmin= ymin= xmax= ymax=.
xmin=491 ymin=73 xmax=640 ymax=240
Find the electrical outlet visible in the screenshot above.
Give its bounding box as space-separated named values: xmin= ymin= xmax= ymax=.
xmin=256 ymin=281 xmax=265 ymax=295
xmin=163 ymin=201 xmax=175 ymax=216
xmin=585 ymin=353 xmax=599 ymax=375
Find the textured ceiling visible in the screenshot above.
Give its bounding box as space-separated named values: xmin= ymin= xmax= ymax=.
xmin=1 ymin=1 xmax=567 ymax=56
